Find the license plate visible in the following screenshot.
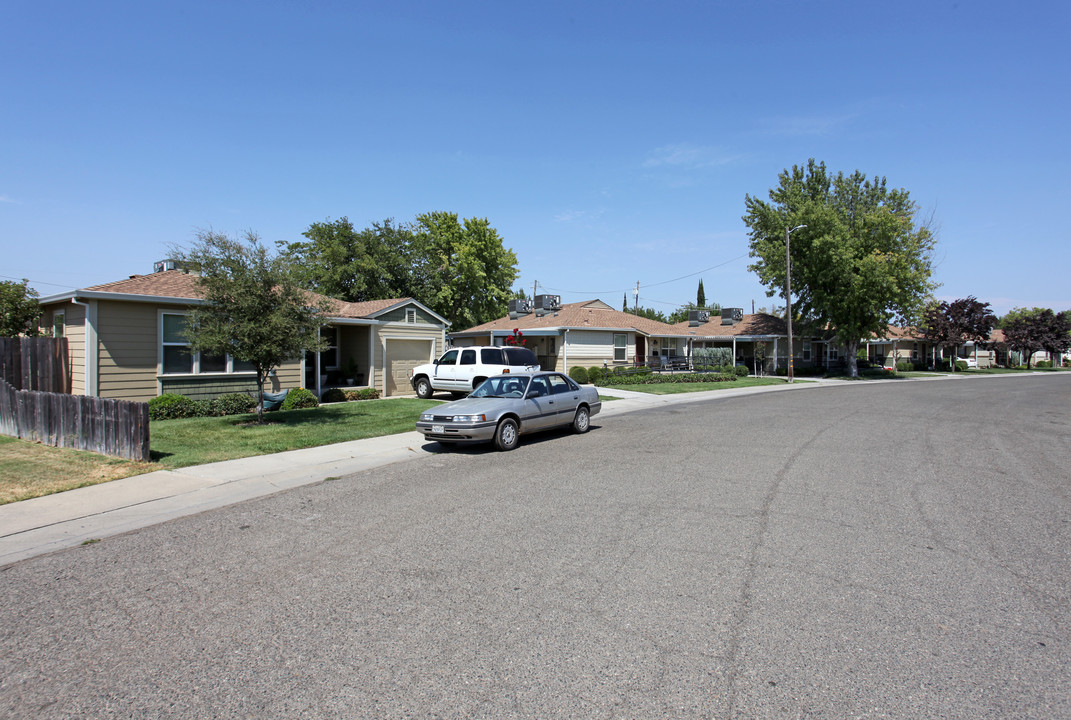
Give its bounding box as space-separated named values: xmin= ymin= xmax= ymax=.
xmin=432 ymin=425 xmax=445 ymax=434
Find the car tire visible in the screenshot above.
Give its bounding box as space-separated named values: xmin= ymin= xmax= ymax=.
xmin=494 ymin=418 xmax=520 ymax=451
xmin=572 ymin=405 xmax=590 ymax=434
xmin=414 ymin=377 xmax=433 ymax=399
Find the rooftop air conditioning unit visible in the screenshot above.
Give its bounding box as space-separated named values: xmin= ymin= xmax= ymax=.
xmin=153 ymin=259 xmax=180 ymax=274
xmin=721 ymin=308 xmax=743 ymax=325
xmin=508 ymin=298 xmax=533 ymax=320
xmin=534 ymin=294 xmax=561 ymax=316
xmin=688 ymin=309 xmax=710 ymax=327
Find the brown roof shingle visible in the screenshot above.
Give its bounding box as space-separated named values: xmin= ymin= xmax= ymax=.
xmin=453 ymin=300 xmax=686 ymax=336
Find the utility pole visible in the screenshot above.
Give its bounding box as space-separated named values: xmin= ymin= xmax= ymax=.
xmin=785 ymin=224 xmax=806 ymax=383
xmin=633 ymin=281 xmax=639 ymax=314
xmin=532 ymin=280 xmax=538 ymax=302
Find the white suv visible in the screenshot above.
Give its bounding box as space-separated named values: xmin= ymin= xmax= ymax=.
xmin=410 ymin=346 xmax=540 ymax=398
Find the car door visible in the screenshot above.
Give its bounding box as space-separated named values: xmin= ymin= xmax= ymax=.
xmin=454 ymin=348 xmax=479 ymax=391
xmin=521 ymin=375 xmax=556 ymax=430
xmin=433 ymin=349 xmax=459 ymax=388
xmin=545 ymin=373 xmax=582 ymax=426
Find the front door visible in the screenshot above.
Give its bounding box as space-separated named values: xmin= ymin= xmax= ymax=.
xmin=635 ymin=336 xmax=646 ymax=365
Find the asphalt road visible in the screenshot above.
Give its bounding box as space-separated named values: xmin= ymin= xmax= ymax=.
xmin=1 ymin=375 xmax=1068 ymax=719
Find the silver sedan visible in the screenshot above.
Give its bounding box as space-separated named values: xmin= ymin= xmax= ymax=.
xmin=415 ymin=371 xmax=602 ymax=451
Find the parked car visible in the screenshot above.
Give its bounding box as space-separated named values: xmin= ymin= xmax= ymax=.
xmin=415 ymin=371 xmax=601 ymax=451
xmin=410 ymin=346 xmax=539 ymax=398
xmin=959 ymin=357 xmax=978 ymax=369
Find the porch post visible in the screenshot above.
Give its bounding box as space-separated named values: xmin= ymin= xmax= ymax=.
xmin=773 ymin=338 xmax=779 ymax=374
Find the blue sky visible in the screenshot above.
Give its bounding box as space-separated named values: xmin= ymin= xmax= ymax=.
xmin=4 ymin=0 xmax=1069 ymax=318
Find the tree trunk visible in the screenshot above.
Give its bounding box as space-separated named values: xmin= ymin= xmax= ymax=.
xmin=844 ymin=339 xmax=860 ymax=377
xmin=256 ymin=370 xmax=266 ymax=424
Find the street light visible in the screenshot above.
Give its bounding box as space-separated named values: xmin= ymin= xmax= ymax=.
xmin=785 ymin=224 xmax=806 ymax=383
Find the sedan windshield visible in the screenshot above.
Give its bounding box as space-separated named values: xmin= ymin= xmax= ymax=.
xmin=471 ymin=376 xmax=530 ymax=398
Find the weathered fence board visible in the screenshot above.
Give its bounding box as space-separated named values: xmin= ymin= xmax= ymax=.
xmin=0 ymin=337 xmax=70 ymax=393
xmin=0 ymin=378 xmax=150 ymax=461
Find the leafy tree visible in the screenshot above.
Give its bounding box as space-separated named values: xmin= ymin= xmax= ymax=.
xmin=744 ymin=159 xmax=936 ymax=377
xmin=175 ymin=230 xmax=329 ymax=423
xmin=0 ymin=279 xmax=42 ymax=337
xmin=918 ymin=296 xmax=996 ymax=371
xmin=697 ymin=279 xmax=706 ymax=308
xmin=414 ymin=211 xmax=519 ymax=329
xmin=666 ymin=301 xmax=722 ymax=325
xmin=633 ymin=306 xmax=669 ymax=323
xmin=1002 ymin=307 xmax=1071 ymax=368
xmin=623 ymin=293 xmax=628 ymax=313
xmin=280 ymin=217 xmax=421 ymax=302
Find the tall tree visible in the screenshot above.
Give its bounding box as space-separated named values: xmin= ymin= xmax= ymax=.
xmin=280 ymin=217 xmax=420 ymax=302
xmin=744 ymin=159 xmax=937 ymax=376
xmin=0 ymin=279 xmax=42 ymax=337
xmin=1002 ymin=308 xmax=1071 ymax=368
xmin=414 ymin=212 xmax=519 ymax=329
xmin=696 ymin=279 xmax=706 ymax=308
xmin=918 ymin=296 xmax=996 ymax=371
xmin=623 ymin=293 xmax=628 ymax=313
xmin=175 ymin=230 xmax=328 ymax=423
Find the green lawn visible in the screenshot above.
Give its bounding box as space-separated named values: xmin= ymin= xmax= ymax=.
xmin=150 ymin=398 xmax=441 ymax=468
xmin=1 ymin=398 xmax=441 ymax=504
xmin=601 ymin=376 xmax=800 ymax=394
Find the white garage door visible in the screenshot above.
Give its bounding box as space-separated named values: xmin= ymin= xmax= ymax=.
xmin=385 ymin=339 xmax=433 ymax=397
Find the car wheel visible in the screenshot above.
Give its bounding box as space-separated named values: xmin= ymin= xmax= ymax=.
xmin=572 ymin=405 xmax=590 ymax=434
xmin=415 ymin=377 xmax=433 ymax=399
xmin=494 ymin=418 xmax=520 ymax=451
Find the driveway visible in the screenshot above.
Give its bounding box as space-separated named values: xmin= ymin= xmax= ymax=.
xmin=1 ymin=375 xmax=1068 ymax=718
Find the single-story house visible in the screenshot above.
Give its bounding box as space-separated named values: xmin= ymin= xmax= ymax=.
xmin=449 ymin=299 xmax=691 ymax=371
xmin=37 ymin=266 xmax=449 ymax=401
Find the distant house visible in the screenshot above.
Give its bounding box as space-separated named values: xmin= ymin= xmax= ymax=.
xmin=37 ymin=267 xmax=448 ymax=401
xmin=449 ymin=299 xmax=691 ymax=370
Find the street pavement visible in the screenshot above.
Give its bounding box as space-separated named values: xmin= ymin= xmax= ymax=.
xmin=1 ymin=376 xmax=852 ymax=566
xmin=0 ymin=373 xmax=1068 ymax=719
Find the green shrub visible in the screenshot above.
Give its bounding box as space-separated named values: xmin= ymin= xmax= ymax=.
xmin=568 ymin=366 xmax=589 ymax=384
xmin=320 ymin=387 xmax=348 ymax=403
xmin=351 ymin=387 xmax=380 ymax=400
xmin=896 ymin=361 xmax=912 ymax=372
xmin=587 ymin=366 xmax=604 ymax=384
xmin=213 ymin=393 xmax=256 ymax=416
xmin=1036 ymin=360 xmax=1052 ymax=368
xmin=281 ymin=387 xmax=319 ymax=410
xmin=734 ymin=365 xmax=749 ymax=377
xmin=148 ymin=393 xmax=200 ymax=420
xmin=693 ymin=347 xmax=733 ymax=367
xmin=954 ymin=360 xmax=968 ymax=372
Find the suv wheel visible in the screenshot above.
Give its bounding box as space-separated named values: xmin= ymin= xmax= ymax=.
xmin=414 ymin=377 xmax=433 ymax=399
xmin=494 ymin=418 xmax=520 ymax=451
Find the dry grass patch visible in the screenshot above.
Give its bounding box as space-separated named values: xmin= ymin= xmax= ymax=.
xmin=0 ymin=436 xmax=155 ymax=505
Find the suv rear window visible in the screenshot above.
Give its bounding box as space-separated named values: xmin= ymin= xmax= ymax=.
xmin=479 ymin=347 xmax=504 ymax=364
xmin=502 ymin=347 xmax=538 ymax=366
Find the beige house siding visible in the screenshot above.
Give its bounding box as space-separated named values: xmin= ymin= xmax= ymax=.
xmin=96 ymin=300 xmax=161 ymax=401
xmin=59 ymin=303 xmax=86 ymax=395
xmin=564 ymin=330 xmax=630 ymax=369
xmin=377 ymin=306 xmax=442 ymax=325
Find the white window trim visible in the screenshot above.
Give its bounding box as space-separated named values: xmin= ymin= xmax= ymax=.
xmin=613 ymin=333 xmax=627 ymax=362
xmin=53 ymin=311 xmax=65 ymax=338
xmin=405 ymin=308 xmax=417 ymax=323
xmin=158 ymin=310 xmax=257 ymax=376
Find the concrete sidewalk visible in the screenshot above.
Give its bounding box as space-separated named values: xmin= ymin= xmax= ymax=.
xmin=0 ymin=373 xmax=973 ymax=566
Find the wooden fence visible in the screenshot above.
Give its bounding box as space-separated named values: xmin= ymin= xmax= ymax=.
xmin=0 ymin=336 xmax=70 ymax=393
xmin=0 ymin=337 xmax=149 ymax=461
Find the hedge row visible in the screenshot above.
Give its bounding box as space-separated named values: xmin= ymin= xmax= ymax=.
xmin=319 ymin=387 xmax=382 ymax=403
xmin=148 ymin=387 xmax=322 ymax=421
xmin=597 ymin=371 xmax=740 ymax=386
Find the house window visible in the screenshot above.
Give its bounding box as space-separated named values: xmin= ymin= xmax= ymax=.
xmin=912 ymin=342 xmax=919 ymax=360
xmin=613 ymin=333 xmax=627 ymax=362
xmin=828 ymin=346 xmax=840 ymax=361
xmin=53 ymin=312 xmax=65 ymax=339
xmin=548 ymin=338 xmax=556 ymax=356
xmin=802 ymin=340 xmax=811 ymax=361
xmin=320 ymin=327 xmax=339 ymax=369
xmin=406 ymin=308 xmax=417 ymax=323
xmin=160 ymin=312 xmax=256 ymax=375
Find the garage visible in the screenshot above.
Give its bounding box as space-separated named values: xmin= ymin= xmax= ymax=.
xmin=383 ymin=338 xmax=435 ymax=396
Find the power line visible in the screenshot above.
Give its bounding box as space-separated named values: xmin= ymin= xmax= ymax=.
xmin=540 ymin=253 xmax=748 ymax=296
